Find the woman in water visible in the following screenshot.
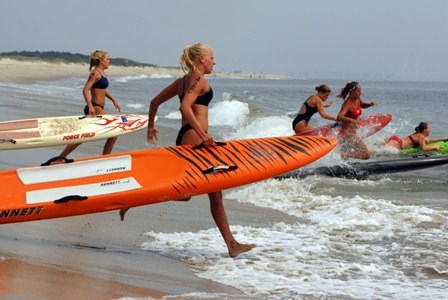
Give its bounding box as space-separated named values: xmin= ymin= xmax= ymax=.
xmin=292 ymin=84 xmax=338 ymax=134
xmin=336 ymin=81 xmax=377 ymax=160
xmin=59 ymin=49 xmax=121 ymax=158
xmin=120 ymin=43 xmax=255 ymax=258
xmin=386 ymin=122 xmax=446 ymax=151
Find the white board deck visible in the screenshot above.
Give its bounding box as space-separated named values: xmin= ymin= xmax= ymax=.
xmin=26 ymin=177 xmax=142 ymax=204
xmin=17 ymin=155 xmax=132 ymax=185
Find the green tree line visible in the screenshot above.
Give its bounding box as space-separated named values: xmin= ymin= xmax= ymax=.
xmin=0 ymin=51 xmax=158 ymax=68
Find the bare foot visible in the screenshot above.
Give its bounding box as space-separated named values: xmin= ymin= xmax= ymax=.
xmin=228 ymin=240 xmax=256 ymax=258
xmin=119 ymin=208 xmax=129 ymax=221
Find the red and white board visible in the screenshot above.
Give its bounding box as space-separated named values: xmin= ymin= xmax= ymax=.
xmin=0 ymin=114 xmax=149 ymax=150
xmin=296 ymin=114 xmax=392 ymax=138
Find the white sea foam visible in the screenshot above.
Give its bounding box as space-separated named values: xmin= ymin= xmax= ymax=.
xmin=209 ymin=100 xmax=249 ymax=127
xmin=4 ymin=78 xmax=448 ymax=300
xmin=148 ymin=73 xmax=175 ymax=79
xmin=163 ymin=98 xmax=251 ymax=128
xmin=162 ymin=98 xmax=292 ymax=139
xmin=114 ymin=73 xmax=173 ymax=83
xmin=225 ymin=116 xmax=292 ymax=139
xmin=141 ymin=177 xmax=448 ymax=299
xmin=165 ymin=111 xmax=181 ymax=120
xmin=114 ymin=74 xmax=151 ymax=83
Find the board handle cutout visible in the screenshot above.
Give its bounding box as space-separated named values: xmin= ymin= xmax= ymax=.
xmin=41 ymin=156 xmax=74 ymax=166
xmin=54 ymin=195 xmax=88 ymax=204
xmin=202 ymin=165 xmax=238 ymax=175
xmin=193 ymin=140 xmax=227 ymax=150
xmin=0 ymin=138 xmax=16 ymax=144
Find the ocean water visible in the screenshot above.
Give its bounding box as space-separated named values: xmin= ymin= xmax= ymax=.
xmin=1 ymin=75 xmax=448 ymax=299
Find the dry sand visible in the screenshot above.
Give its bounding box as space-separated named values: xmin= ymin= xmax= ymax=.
xmin=0 ymin=58 xmax=288 ymax=84
xmin=0 ymin=60 xmax=295 ymax=299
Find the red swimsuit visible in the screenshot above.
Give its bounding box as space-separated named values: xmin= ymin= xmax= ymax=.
xmin=387 ymin=136 xmax=404 ymax=149
xmin=346 ymin=103 xmax=362 ymax=119
xmin=339 ymin=102 xmax=362 ymax=136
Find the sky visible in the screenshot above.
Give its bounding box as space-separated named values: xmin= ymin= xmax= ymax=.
xmin=1 ymin=0 xmax=447 ymax=82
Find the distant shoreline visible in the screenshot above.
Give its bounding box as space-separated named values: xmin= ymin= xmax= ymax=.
xmin=0 ymin=58 xmax=290 ymax=84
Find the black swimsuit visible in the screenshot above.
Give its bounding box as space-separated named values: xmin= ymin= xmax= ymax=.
xmin=178 ymin=76 xmax=213 ymax=107
xmin=408 ymin=135 xmax=420 ymax=148
xmin=176 ymin=124 xmax=193 ymax=145
xmin=84 ymin=102 xmax=104 ymax=115
xmin=292 ymin=100 xmax=318 ymax=129
xmin=92 ymin=75 xmax=109 ymax=89
xmin=84 ymin=73 xmax=108 ymax=115
xmin=176 ymin=76 xmax=213 ymax=145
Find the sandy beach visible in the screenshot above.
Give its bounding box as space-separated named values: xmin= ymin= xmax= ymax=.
xmin=0 ymin=60 xmax=296 ymax=299
xmin=0 ymin=58 xmax=288 ymax=84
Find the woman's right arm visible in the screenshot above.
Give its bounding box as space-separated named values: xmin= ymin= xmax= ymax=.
xmin=146 ymin=80 xmax=179 ymax=144
xmin=316 ymin=99 xmax=337 ymax=122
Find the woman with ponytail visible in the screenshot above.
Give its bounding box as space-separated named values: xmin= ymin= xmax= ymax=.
xmin=58 ymin=49 xmax=121 ymax=158
xmin=336 ymin=81 xmax=377 ymax=160
xmin=119 ymin=43 xmax=255 ymax=258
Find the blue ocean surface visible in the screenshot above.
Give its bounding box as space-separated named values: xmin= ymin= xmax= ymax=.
xmin=1 ymin=75 xmax=447 ymax=299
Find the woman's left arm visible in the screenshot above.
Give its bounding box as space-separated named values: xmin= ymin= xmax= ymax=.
xmin=323 ymin=100 xmax=334 ymax=108
xmin=421 ymin=137 xmax=441 ymax=151
xmin=360 ymin=99 xmax=377 ymax=108
xmin=427 ymin=136 xmax=448 ymax=143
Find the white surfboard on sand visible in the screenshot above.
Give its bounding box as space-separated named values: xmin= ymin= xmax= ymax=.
xmin=0 ymin=114 xmax=151 ymax=150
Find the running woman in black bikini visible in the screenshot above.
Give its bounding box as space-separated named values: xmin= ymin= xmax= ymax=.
xmin=292 ymin=84 xmax=337 ymax=134
xmin=119 ymin=43 xmax=255 ymax=258
xmin=58 ymin=49 xmax=121 ymax=158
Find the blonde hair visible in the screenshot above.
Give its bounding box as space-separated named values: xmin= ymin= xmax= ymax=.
xmin=179 ymin=43 xmax=212 ymax=74
xmin=89 ymin=49 xmax=109 ymax=71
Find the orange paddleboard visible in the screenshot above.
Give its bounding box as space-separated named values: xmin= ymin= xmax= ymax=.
xmin=0 ymin=135 xmax=337 ymax=224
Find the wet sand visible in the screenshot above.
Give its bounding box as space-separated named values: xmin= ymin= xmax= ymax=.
xmin=0 ymin=61 xmax=296 ymax=299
